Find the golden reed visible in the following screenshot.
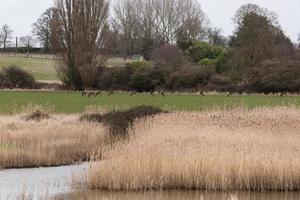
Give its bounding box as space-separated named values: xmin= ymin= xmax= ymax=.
xmin=88 ymin=107 xmax=300 ymax=191
xmin=0 ymin=114 xmax=106 ymax=169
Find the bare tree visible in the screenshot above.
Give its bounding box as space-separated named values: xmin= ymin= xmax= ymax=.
xmin=0 ymin=24 xmax=13 ymax=49
xmin=298 ymin=33 xmax=300 ymax=48
xmin=154 ymin=0 xmax=181 ymax=44
xmin=176 ymin=0 xmax=208 ymax=50
xmin=113 ymin=0 xmax=207 ymax=56
xmin=19 ymin=36 xmax=36 ymax=48
xmin=19 ymin=36 xmax=37 ymax=55
xmin=113 ymin=0 xmax=141 ymax=56
xmin=233 ymin=3 xmax=278 ymax=27
xmin=98 ymin=22 xmax=120 ymax=55
xmin=177 ymin=0 xmax=208 ymax=41
xmin=137 ymin=0 xmax=157 ymax=58
xmin=32 ymin=8 xmax=58 ymax=52
xmin=51 ymin=0 xmax=109 ymax=90
xmin=207 ymin=27 xmax=227 ymax=47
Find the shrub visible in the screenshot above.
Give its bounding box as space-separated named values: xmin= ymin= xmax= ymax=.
xmin=168 ymin=66 xmax=215 ymax=90
xmin=151 ymin=44 xmax=186 ymax=70
xmin=248 ymin=60 xmax=300 ymax=94
xmin=1 ymin=66 xmax=36 ymax=89
xmin=126 ymin=60 xmax=151 ymax=68
xmin=79 ymin=106 xmax=165 ymax=140
xmin=23 ymin=110 xmax=50 ymax=122
xmin=102 ymin=106 xmax=165 ymax=140
xmin=207 ymin=75 xmax=234 ymax=92
xmin=96 ymin=67 xmax=114 ymax=90
xmin=96 ymin=66 xmax=164 ymax=92
xmin=0 ymin=73 xmax=12 ymax=89
xmin=111 ymin=66 xmax=136 ymax=90
xmin=199 ymin=58 xmax=218 ymax=67
xmin=147 ymin=69 xmax=165 ymax=90
xmin=79 ymin=64 xmax=100 ymax=88
xmin=129 ymin=72 xmax=154 ymax=92
xmin=186 ymin=41 xmax=229 ymax=73
xmin=186 ymin=41 xmax=222 ymax=62
xmin=168 ymin=70 xmax=195 ymax=90
xmin=128 ymin=67 xmax=165 ymax=92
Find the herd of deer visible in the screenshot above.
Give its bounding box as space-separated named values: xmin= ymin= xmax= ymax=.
xmin=81 ymin=90 xmax=287 ymax=97
xmin=80 ymin=90 xmax=210 ymax=97
xmin=81 ymin=90 xmax=168 ymax=97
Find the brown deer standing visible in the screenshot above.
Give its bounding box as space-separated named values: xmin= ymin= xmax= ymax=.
xmin=107 ymin=91 xmax=114 ymax=97
xmin=95 ymin=91 xmax=101 ymax=97
xmin=130 ymin=91 xmax=137 ymax=96
xmin=88 ymin=92 xmax=95 ymax=97
xmin=150 ymin=90 xmax=155 ymax=97
xmin=81 ymin=91 xmax=87 ymax=96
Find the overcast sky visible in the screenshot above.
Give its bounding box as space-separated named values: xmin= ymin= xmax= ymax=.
xmin=0 ymin=0 xmax=299 ymax=42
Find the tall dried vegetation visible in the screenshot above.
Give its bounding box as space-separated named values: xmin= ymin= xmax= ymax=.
xmin=0 ymin=114 xmax=105 ymax=169
xmin=88 ymin=107 xmax=300 ymax=191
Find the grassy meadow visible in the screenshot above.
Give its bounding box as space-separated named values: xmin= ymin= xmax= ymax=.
xmin=0 ymin=55 xmax=129 ymax=81
xmin=0 ymin=56 xmax=58 ymax=81
xmin=0 ymin=91 xmax=299 ymax=114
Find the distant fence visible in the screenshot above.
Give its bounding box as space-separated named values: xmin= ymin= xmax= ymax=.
xmin=0 ymin=53 xmax=59 ymax=60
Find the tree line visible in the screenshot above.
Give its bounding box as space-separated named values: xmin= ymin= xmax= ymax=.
xmin=1 ymin=0 xmax=300 ymax=93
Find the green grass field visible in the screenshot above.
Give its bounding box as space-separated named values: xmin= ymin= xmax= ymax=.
xmin=0 ymin=56 xmax=129 ymax=81
xmin=0 ymin=91 xmax=299 ymax=114
xmin=0 ymin=56 xmax=59 ymax=81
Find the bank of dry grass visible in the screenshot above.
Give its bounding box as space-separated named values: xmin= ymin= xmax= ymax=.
xmin=88 ymin=107 xmax=300 ymax=191
xmin=0 ymin=114 xmax=106 ymax=169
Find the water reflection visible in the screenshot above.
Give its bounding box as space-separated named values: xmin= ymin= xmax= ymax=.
xmin=56 ymin=191 xmax=300 ymax=200
xmin=0 ymin=163 xmax=87 ymax=200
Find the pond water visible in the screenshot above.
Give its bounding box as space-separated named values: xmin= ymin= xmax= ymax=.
xmin=57 ymin=191 xmax=300 ymax=200
xmin=0 ymin=163 xmax=88 ymax=200
xmin=0 ymin=164 xmax=299 ymax=200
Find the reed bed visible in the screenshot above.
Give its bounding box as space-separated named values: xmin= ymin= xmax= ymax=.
xmin=88 ymin=107 xmax=300 ymax=191
xmin=0 ymin=114 xmax=106 ymax=169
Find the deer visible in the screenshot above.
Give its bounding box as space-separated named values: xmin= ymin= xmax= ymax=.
xmin=130 ymin=91 xmax=137 ymax=96
xmin=199 ymin=91 xmax=205 ymax=96
xmin=81 ymin=91 xmax=87 ymax=97
xmin=150 ymin=90 xmax=155 ymax=97
xmin=87 ymin=92 xmax=95 ymax=97
xmin=107 ymin=91 xmax=114 ymax=97
xmin=81 ymin=91 xmax=101 ymax=97
xmin=95 ymin=91 xmax=101 ymax=97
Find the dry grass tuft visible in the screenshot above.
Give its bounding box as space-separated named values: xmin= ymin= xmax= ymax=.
xmin=23 ymin=110 xmax=51 ymax=122
xmin=80 ymin=113 xmax=103 ymax=123
xmin=88 ymin=107 xmax=300 ymax=192
xmin=0 ymin=114 xmax=106 ymax=169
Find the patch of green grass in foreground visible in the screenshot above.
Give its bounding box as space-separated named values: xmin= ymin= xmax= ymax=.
xmin=0 ymin=91 xmax=299 ymax=114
